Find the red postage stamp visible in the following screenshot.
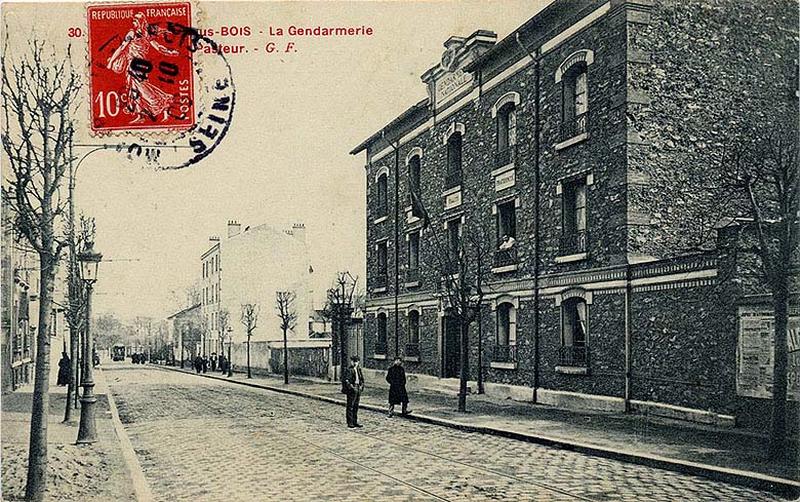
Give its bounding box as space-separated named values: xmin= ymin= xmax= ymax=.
xmin=87 ymin=2 xmax=194 ymax=132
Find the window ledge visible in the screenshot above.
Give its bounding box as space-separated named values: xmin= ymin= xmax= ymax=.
xmin=491 ymin=264 xmax=518 ymax=274
xmin=555 ymin=132 xmax=589 ymax=151
xmin=555 ymin=252 xmax=587 ymax=264
xmin=555 ymin=365 xmax=589 ymax=375
xmin=490 ymin=361 xmax=517 ymax=370
xmin=404 ymin=356 xmax=420 ymax=362
xmin=373 ymin=215 xmax=389 ymax=224
xmin=405 ymin=281 xmax=420 ymax=288
xmin=491 ymin=162 xmax=514 ymax=177
xmin=373 ymin=354 xmax=387 ymax=360
xmin=373 ymin=287 xmax=387 ymax=293
xmin=442 ymin=185 xmax=462 ymax=197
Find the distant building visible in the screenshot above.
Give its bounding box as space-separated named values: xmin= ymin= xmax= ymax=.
xmin=1 ymin=200 xmax=39 ymax=392
xmin=199 ymin=220 xmax=313 ymax=353
xmin=351 ymin=0 xmax=798 ymax=428
xmin=166 ymin=303 xmax=202 ymax=363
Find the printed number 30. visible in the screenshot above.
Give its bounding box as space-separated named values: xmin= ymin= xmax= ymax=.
xmin=94 ymin=91 xmax=120 ymax=118
xmin=67 ymin=27 xmax=83 ymax=37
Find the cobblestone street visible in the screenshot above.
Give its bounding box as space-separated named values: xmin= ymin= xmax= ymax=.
xmin=105 ymin=364 xmax=786 ymax=502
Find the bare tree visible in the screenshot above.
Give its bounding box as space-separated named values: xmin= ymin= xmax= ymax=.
xmin=63 ymin=215 xmax=94 ymax=421
xmin=325 ymin=272 xmax=358 ymax=384
xmin=217 ymin=308 xmax=230 ymax=365
xmin=408 ymin=174 xmax=493 ymax=412
xmin=2 ymin=38 xmax=81 ymax=500
xmin=724 ymin=120 xmax=799 ymax=459
xmin=240 ymin=303 xmax=259 ymax=379
xmin=276 ymin=291 xmax=298 ymax=384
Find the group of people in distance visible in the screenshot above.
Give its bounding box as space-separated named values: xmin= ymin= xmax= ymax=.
xmin=342 ymin=355 xmax=411 ymax=428
xmin=192 ymin=352 xmax=229 ymax=374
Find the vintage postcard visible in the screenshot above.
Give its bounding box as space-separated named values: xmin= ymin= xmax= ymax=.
xmin=1 ymin=0 xmax=798 ymax=501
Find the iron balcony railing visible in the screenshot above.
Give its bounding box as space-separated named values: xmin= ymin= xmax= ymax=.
xmin=493 ymin=247 xmax=518 ymax=268
xmin=405 ymin=342 xmax=420 ymax=358
xmin=493 ymin=344 xmax=517 ymax=363
xmin=373 ymin=273 xmax=388 ymax=289
xmin=561 ymin=111 xmax=588 ymax=142
xmin=406 ymin=267 xmax=420 ymax=284
xmin=559 ymin=345 xmax=589 ymax=367
xmin=445 ymin=169 xmax=462 ymax=190
xmin=559 ymin=230 xmax=587 ymax=256
xmin=376 ymin=199 xmax=388 ymax=218
xmin=495 ymin=145 xmax=513 ymax=168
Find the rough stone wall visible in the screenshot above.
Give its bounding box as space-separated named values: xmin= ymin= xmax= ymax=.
xmin=269 ymin=346 xmax=330 ymax=379
xmin=626 ymin=0 xmax=799 ymax=258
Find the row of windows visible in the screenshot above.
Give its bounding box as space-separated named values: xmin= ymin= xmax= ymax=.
xmin=203 ymin=254 xmax=220 ymax=279
xmin=204 ymin=283 xmax=220 ymax=305
xmin=372 ymin=56 xmax=592 ymax=218
xmin=372 ymin=175 xmax=589 ymax=281
xmin=373 ymin=296 xmax=589 ymax=367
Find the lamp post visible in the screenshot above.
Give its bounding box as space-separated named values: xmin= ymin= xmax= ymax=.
xmin=76 ymin=241 xmax=102 ymax=444
xmin=226 ymin=326 xmax=233 ymax=377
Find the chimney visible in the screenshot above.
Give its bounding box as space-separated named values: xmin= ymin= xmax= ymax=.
xmin=292 ymin=223 xmax=306 ymax=243
xmin=227 ymin=220 xmax=241 ymax=239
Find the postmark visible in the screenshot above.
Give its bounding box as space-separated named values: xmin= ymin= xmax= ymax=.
xmin=88 ymin=2 xmax=195 ymax=132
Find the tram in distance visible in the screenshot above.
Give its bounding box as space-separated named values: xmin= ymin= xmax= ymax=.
xmin=112 ymin=344 xmax=126 ymax=361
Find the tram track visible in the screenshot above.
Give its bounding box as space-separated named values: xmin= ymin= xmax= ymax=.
xmin=138 ymin=372 xmax=602 ymax=501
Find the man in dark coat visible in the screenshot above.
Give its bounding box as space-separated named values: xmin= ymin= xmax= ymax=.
xmin=194 ymin=355 xmax=203 ymax=374
xmin=210 ymin=352 xmax=217 ymax=372
xmin=57 ymin=352 xmax=71 ymax=386
xmin=343 ymin=355 xmax=365 ymax=428
xmin=386 ymin=357 xmax=410 ymax=417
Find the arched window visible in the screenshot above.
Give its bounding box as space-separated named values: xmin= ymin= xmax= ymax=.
xmin=376 ymin=173 xmax=388 ymax=217
xmin=446 ymin=132 xmax=462 ymax=189
xmin=561 ymin=298 xmax=588 ymax=367
xmin=406 ymin=310 xmax=420 ymax=359
xmin=494 ymin=302 xmax=516 ymax=363
xmin=376 ymin=312 xmax=388 ymax=355
xmin=496 ymin=102 xmax=516 ymax=165
xmin=408 ymin=155 xmax=422 ymax=218
xmin=562 ymin=63 xmax=588 ymax=140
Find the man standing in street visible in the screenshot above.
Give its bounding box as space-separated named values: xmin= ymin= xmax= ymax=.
xmin=344 ymin=355 xmax=364 ymax=428
xmin=386 ymin=357 xmax=411 ymax=417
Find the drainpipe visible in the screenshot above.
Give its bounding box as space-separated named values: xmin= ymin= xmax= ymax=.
xmin=516 ymin=33 xmax=541 ymax=404
xmin=624 ymin=267 xmax=632 ymax=412
xmin=382 ymin=130 xmax=401 ymax=359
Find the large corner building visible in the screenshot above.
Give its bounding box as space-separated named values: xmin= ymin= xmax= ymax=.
xmin=350 ymin=0 xmax=798 ymax=428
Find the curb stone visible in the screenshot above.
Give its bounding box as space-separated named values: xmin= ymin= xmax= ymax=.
xmin=156 ymin=365 xmax=800 ymax=499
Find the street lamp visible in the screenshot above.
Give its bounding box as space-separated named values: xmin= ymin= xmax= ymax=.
xmin=76 ymin=241 xmax=102 ymax=445
xmin=226 ymin=326 xmax=233 ymax=377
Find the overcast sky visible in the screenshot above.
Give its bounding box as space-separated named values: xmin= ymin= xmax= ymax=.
xmin=3 ymin=0 xmax=548 ymax=320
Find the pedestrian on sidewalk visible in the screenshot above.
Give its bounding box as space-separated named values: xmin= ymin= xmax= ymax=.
xmin=194 ymin=355 xmax=203 ymax=374
xmin=218 ymin=354 xmax=227 ymax=373
xmin=386 ymin=357 xmax=411 ymax=417
xmin=210 ymin=352 xmax=217 ymax=372
xmin=202 ymin=355 xmax=208 ymax=374
xmin=344 ymin=355 xmax=364 ymax=428
xmin=57 ymin=351 xmax=71 ymax=386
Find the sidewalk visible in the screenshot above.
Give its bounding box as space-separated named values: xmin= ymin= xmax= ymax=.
xmin=1 ymin=367 xmax=138 ymax=501
xmin=166 ymin=365 xmax=799 ymax=497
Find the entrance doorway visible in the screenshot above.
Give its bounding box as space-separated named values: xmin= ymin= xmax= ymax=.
xmin=442 ymin=314 xmax=461 ymax=378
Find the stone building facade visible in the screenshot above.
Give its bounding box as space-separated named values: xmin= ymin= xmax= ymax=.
xmin=351 ymin=0 xmax=798 ymax=427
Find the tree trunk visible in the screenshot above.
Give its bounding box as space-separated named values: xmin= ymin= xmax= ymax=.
xmin=458 ymin=321 xmax=469 ymax=412
xmin=25 ymin=256 xmax=55 ymax=502
xmin=283 ymin=327 xmax=289 ymax=384
xmin=769 ymin=275 xmax=790 ymax=459
xmin=246 ymin=334 xmax=251 ymax=379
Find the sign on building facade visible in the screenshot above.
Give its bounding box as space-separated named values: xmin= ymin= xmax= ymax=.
xmin=736 ymin=305 xmax=800 ymax=401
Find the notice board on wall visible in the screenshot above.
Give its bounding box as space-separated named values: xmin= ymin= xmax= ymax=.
xmin=737 ymin=305 xmax=800 ymax=401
